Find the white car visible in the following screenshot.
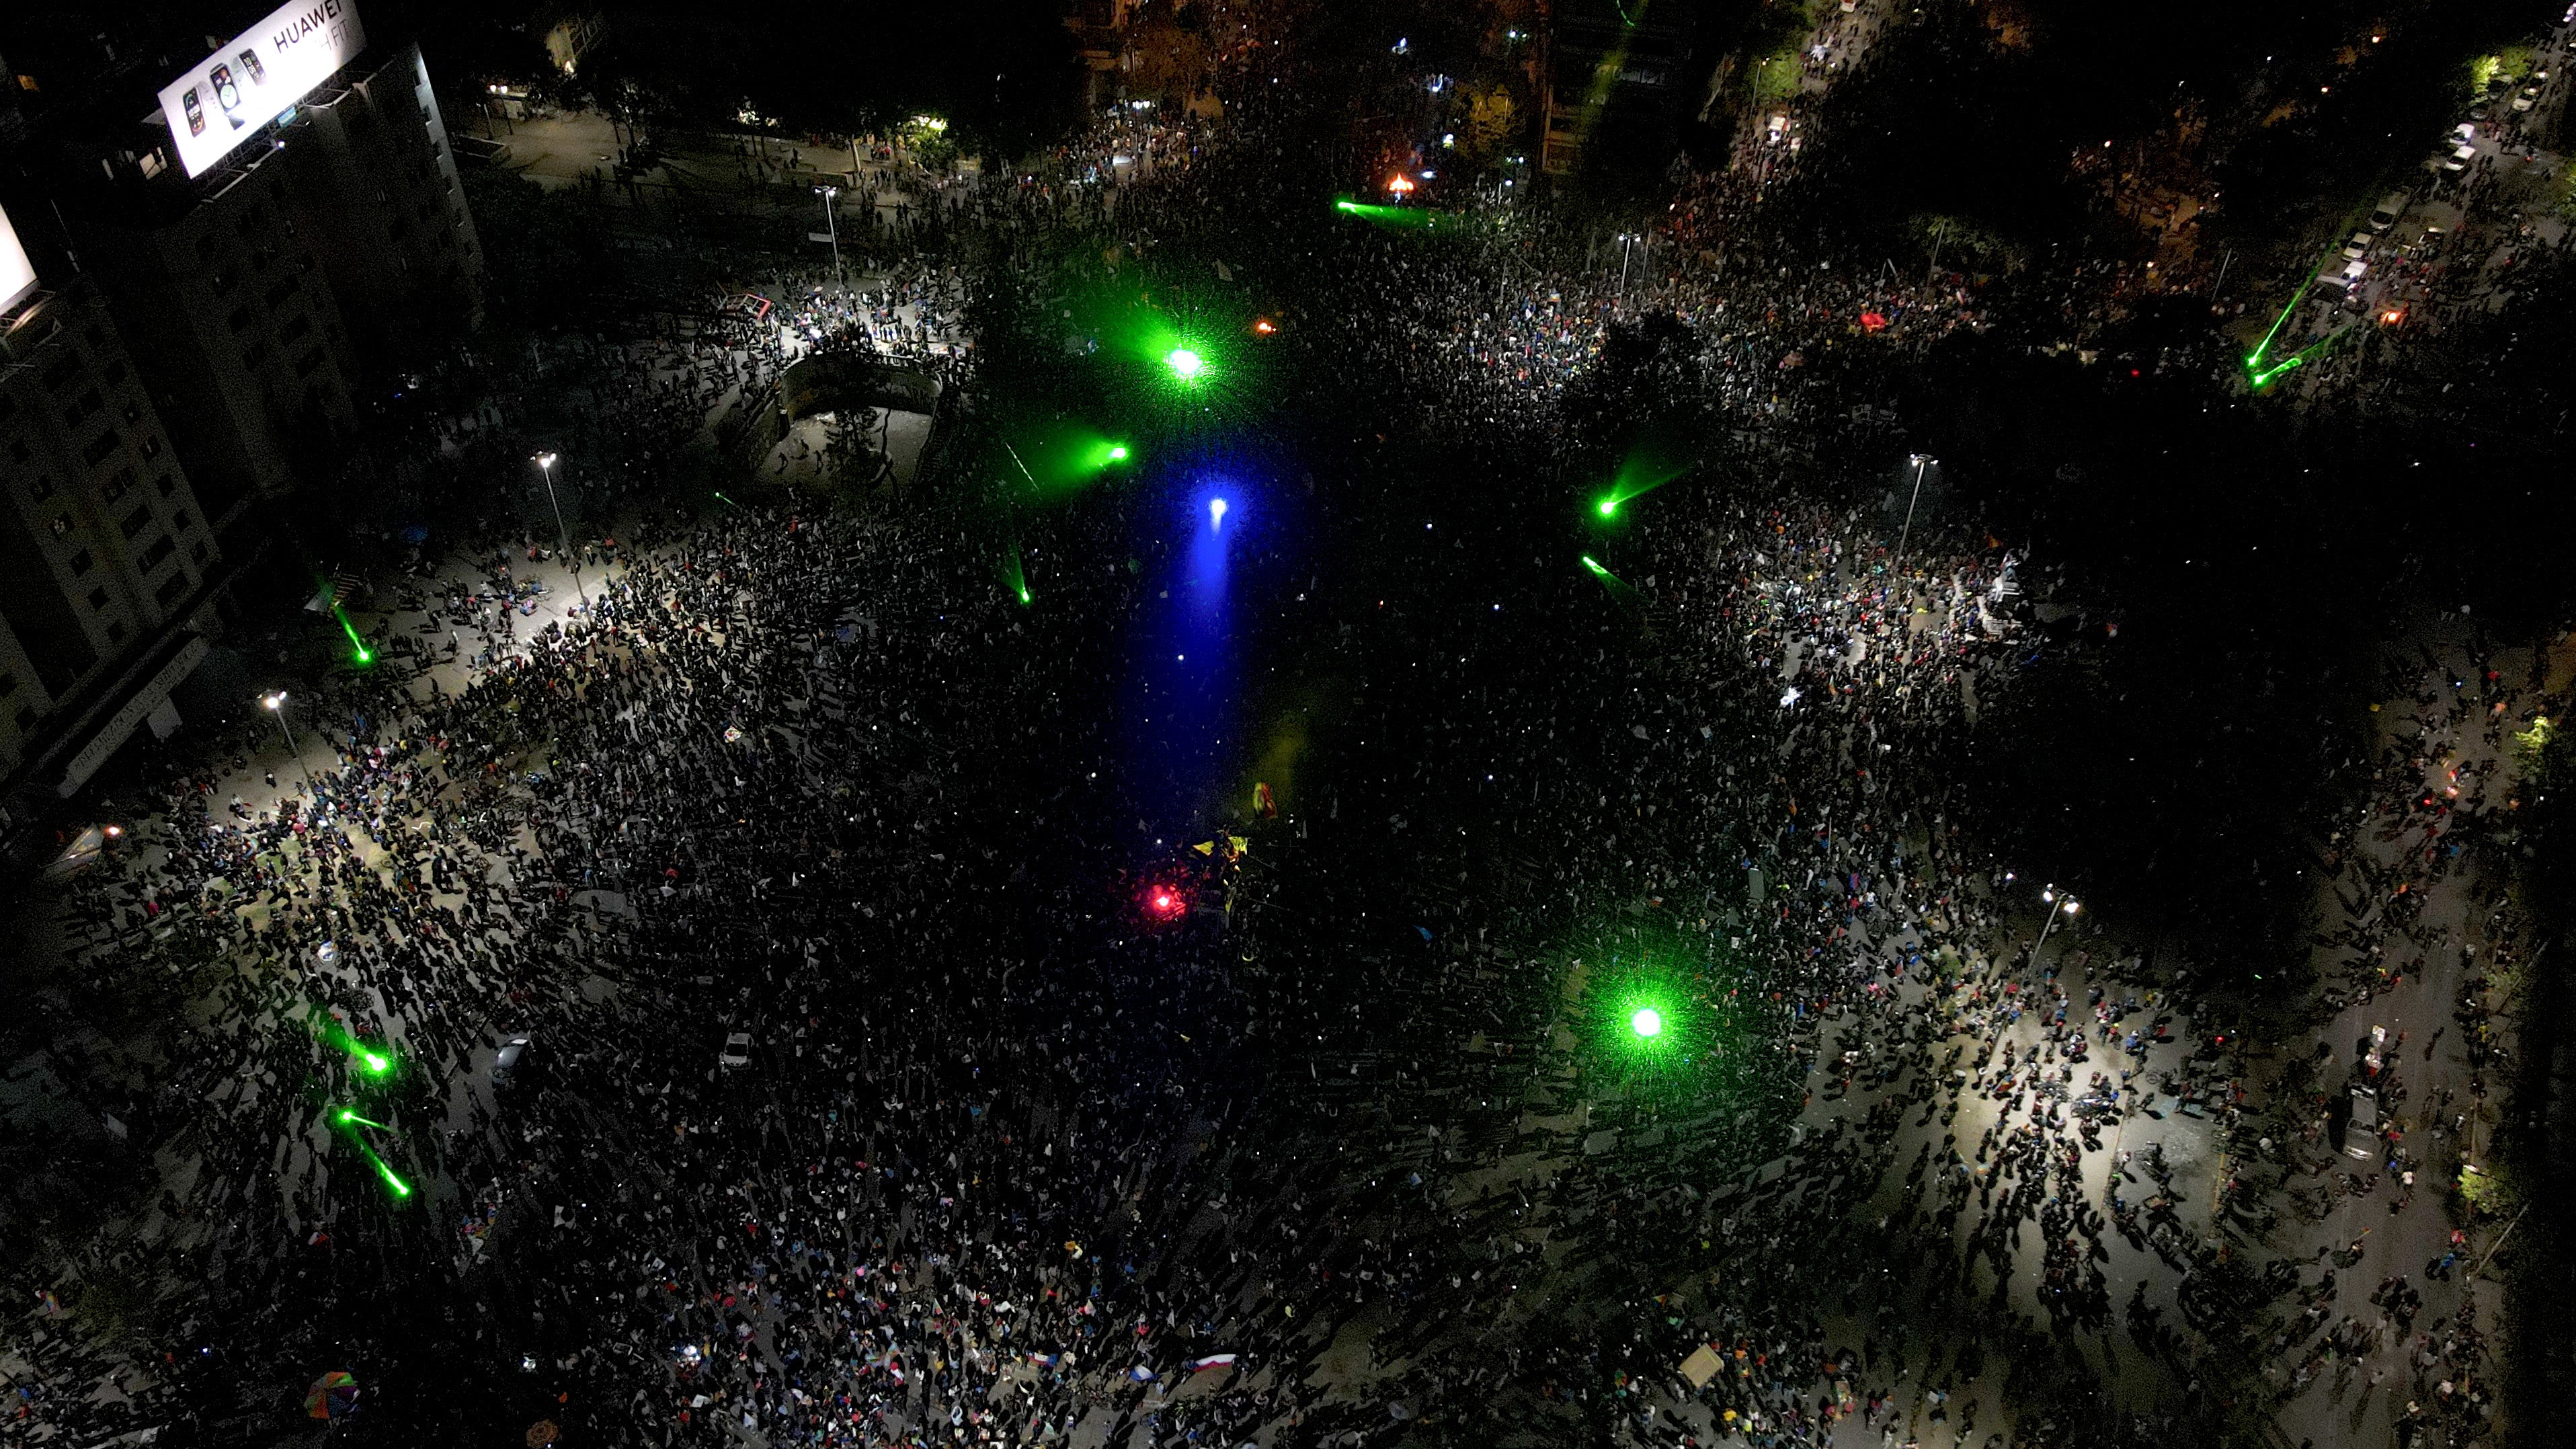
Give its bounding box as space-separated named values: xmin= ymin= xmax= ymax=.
xmin=719 ymin=1031 xmax=753 ymax=1068
xmin=2443 ymin=143 xmax=2475 ymax=171
xmin=2341 ymin=232 xmax=2372 ymax=260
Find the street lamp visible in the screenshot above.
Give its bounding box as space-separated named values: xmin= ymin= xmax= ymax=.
xmin=1616 ymin=231 xmax=1639 ymax=295
xmin=260 ymin=691 xmax=318 ymax=800
xmin=532 ymin=451 xmax=586 ymax=605
xmin=2035 ymin=885 xmax=2079 ymax=960
xmin=1895 ymin=453 xmax=1933 ymax=572
xmin=814 ymin=184 xmax=842 ymax=282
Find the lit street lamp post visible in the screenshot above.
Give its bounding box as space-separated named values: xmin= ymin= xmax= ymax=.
xmin=1895 ymin=453 xmax=1933 ymax=571
xmin=815 ymin=185 xmax=842 ymax=284
xmin=532 ymin=451 xmax=586 ymax=606
xmin=260 ymin=691 xmax=317 ymax=801
xmin=2035 ymin=885 xmax=2079 ymax=962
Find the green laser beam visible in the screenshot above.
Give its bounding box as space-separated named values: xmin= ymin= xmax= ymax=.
xmin=1331 ymin=198 xmax=1453 ymax=230
xmin=1580 ymin=555 xmax=1613 ymax=579
xmin=330 ymin=602 xmax=372 ymax=665
xmin=327 ymin=1106 xmax=413 ymax=1198
xmin=313 ymin=1019 xmax=397 ymax=1077
xmin=1631 ymin=1007 xmax=1663 ymax=1037
xmin=2250 ymin=323 xmax=2356 ymax=388
xmin=354 ymin=1136 xmax=413 ymax=1198
xmin=2244 ymin=238 xmax=2357 ymax=374
xmin=1596 ymin=452 xmax=1694 ymax=521
xmin=1003 ymin=539 xmax=1031 ymax=606
xmin=1164 ymin=347 xmax=1205 ymax=380
xmin=2245 ymin=284 xmax=2307 ymax=370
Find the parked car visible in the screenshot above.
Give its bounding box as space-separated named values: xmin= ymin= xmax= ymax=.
xmin=2368 ymin=193 xmax=2406 ymax=232
xmin=2343 ymin=1085 xmax=2380 ymax=1159
xmin=719 ymin=1031 xmax=754 ymax=1068
xmin=493 ymin=1034 xmax=532 ymax=1085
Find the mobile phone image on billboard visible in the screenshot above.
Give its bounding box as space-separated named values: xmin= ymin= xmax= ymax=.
xmin=237 ymin=48 xmax=268 ymax=86
xmin=182 ymin=87 xmax=206 ymax=136
xmin=210 ymin=63 xmax=248 ymax=130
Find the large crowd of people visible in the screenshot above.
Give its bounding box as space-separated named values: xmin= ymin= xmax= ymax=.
xmin=1 ymin=17 xmax=2558 ymax=1449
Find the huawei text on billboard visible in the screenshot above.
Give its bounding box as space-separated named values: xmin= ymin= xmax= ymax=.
xmin=156 ymin=0 xmax=368 ymax=180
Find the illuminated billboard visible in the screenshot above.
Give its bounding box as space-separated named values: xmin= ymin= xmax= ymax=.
xmin=156 ymin=0 xmax=368 ymax=180
xmin=0 ymin=202 xmax=33 ymax=313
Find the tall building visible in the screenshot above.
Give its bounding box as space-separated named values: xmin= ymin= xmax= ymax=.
xmin=265 ymin=42 xmax=485 ymax=352
xmin=69 ymin=145 xmax=366 ymax=524
xmin=0 ymin=0 xmax=485 ymax=816
xmin=0 ymin=216 xmax=224 ymax=797
xmin=1540 ymin=0 xmax=1705 ymax=181
xmin=17 ymin=1 xmax=481 ymax=517
xmin=533 ymin=7 xmax=608 ymax=76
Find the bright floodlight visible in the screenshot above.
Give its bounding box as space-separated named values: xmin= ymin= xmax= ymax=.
xmin=1209 ymin=498 xmax=1229 ymax=528
xmin=1108 ymin=445 xmax=1129 ymax=461
xmin=1165 ymin=348 xmax=1204 ymax=379
xmin=1631 ymin=1007 xmax=1662 ymax=1038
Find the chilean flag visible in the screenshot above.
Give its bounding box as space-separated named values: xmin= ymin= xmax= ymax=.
xmin=1187 ymin=1355 xmax=1238 ymax=1373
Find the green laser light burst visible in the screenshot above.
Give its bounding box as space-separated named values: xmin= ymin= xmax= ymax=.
xmin=1632 ymin=1007 xmax=1663 ymax=1037
xmin=358 ymin=1139 xmax=413 ymax=1198
xmin=1165 ymin=348 xmax=1205 ymax=379
xmin=330 ymin=602 xmax=372 ymax=664
xmin=1108 ymin=444 xmax=1129 ymax=461
xmin=1581 ymin=555 xmax=1609 ymax=576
